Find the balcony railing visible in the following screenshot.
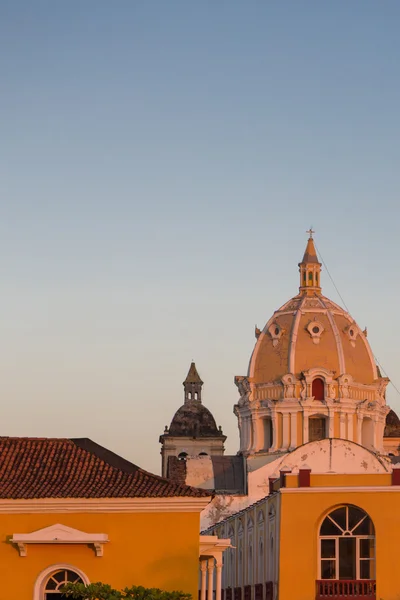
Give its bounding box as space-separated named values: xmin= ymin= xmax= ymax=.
xmin=316 ymin=580 xmax=376 ymax=599
xmin=221 ymin=583 xmax=273 ymax=600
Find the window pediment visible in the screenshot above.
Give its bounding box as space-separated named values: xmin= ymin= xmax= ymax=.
xmin=11 ymin=523 xmax=108 ymax=557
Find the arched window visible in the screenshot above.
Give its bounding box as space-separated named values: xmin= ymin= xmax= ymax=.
xmin=319 ymin=505 xmax=375 ymax=581
xmin=178 ymin=452 xmax=188 ymax=460
xmin=44 ymin=569 xmax=83 ymax=599
xmin=312 ymin=378 xmax=325 ymax=400
xmin=198 ymin=452 xmax=208 ymax=456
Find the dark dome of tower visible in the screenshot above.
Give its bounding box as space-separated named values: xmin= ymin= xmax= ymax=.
xmin=168 ymin=401 xmax=221 ymax=437
xmin=384 ymin=409 xmax=400 ymax=437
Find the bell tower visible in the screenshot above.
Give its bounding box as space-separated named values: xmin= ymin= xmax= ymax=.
xmin=159 ymin=362 xmax=226 ymax=477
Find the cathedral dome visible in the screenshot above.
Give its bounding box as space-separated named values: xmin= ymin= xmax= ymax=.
xmin=168 ymin=401 xmax=221 ymax=437
xmin=248 ymin=235 xmax=378 ymax=385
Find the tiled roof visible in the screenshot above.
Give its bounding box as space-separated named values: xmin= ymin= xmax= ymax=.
xmin=0 ymin=437 xmax=211 ymax=499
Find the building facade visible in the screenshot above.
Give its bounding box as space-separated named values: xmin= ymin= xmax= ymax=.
xmin=0 ymin=437 xmax=213 ymax=599
xmin=205 ymin=466 xmax=400 ymax=600
xmin=159 ymin=233 xmax=400 ymax=599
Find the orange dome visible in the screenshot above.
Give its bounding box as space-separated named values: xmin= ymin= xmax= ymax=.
xmin=248 ymin=234 xmax=378 ymax=386
xmin=249 ymin=293 xmax=377 ymax=385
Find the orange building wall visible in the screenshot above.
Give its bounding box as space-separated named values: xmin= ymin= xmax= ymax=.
xmin=278 ymin=488 xmax=400 ymax=600
xmin=0 ymin=511 xmax=200 ymax=598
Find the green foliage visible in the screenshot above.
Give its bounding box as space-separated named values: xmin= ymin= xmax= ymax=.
xmin=61 ymin=582 xmax=192 ymax=600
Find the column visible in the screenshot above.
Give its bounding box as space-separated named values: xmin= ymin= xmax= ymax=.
xmin=207 ymin=558 xmax=214 ymax=600
xmin=282 ymin=413 xmax=290 ymax=450
xmin=251 ymin=412 xmax=259 ymax=451
xmin=216 ymin=561 xmax=223 ymax=600
xmin=328 ymin=409 xmax=335 ymax=438
xmin=373 ymin=419 xmax=379 ymax=450
xmin=347 ymin=413 xmax=353 ymax=441
xmin=246 ymin=416 xmax=252 ymax=451
xmin=339 ymin=413 xmax=346 ymax=439
xmin=303 ymin=412 xmax=309 ymax=444
xmin=270 ymin=411 xmax=279 ymax=451
xmin=200 ymin=560 xmax=207 ymax=600
xmin=289 ymin=412 xmax=297 ymax=449
xmin=357 ymin=415 xmax=363 ymax=445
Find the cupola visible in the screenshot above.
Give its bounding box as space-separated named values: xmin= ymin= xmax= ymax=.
xmin=298 ymin=228 xmax=322 ymax=294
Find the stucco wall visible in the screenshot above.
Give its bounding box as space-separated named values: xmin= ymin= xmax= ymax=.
xmin=279 ymin=488 xmax=400 ymax=600
xmin=0 ymin=511 xmax=201 ymax=598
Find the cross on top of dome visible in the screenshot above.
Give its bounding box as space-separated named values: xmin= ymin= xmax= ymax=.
xmin=306 ymin=227 xmax=315 ymax=239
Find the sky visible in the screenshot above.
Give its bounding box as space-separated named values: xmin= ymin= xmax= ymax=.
xmin=1 ymin=1 xmax=400 ymax=475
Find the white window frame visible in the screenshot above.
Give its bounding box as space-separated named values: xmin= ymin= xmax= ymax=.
xmin=33 ymin=564 xmax=90 ymax=600
xmin=318 ymin=506 xmax=375 ymax=581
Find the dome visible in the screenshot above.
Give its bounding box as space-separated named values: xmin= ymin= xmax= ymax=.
xmin=249 ymin=293 xmax=377 ymax=385
xmin=168 ymin=401 xmax=221 ymax=437
xmin=384 ymin=409 xmax=400 ymax=437
xmin=249 ymin=235 xmax=378 ymax=385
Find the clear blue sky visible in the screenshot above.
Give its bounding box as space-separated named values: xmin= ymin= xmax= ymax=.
xmin=1 ymin=1 xmax=400 ymax=474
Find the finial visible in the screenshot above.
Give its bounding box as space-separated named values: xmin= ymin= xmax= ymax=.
xmin=306 ymin=227 xmax=315 ymax=239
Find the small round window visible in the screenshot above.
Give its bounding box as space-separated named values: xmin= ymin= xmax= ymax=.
xmin=349 ymin=329 xmax=354 ymax=337
xmin=274 ymin=327 xmax=280 ymax=336
xmin=312 ymin=326 xmax=320 ymax=334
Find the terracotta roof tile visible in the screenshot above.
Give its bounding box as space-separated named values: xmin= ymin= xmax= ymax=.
xmin=0 ymin=437 xmax=210 ymax=499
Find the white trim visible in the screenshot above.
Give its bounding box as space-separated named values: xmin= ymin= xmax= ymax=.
xmin=281 ymin=486 xmax=398 ymax=494
xmin=11 ymin=524 xmax=108 ymax=557
xmin=0 ymin=497 xmax=211 ymax=514
xmin=33 ymin=563 xmax=90 ymax=600
xmin=319 ymin=296 xmax=346 ymax=374
xmin=288 ymin=296 xmax=305 ymax=374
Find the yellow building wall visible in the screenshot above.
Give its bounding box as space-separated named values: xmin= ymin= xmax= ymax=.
xmin=0 ymin=511 xmax=200 ymax=599
xmin=279 ymin=489 xmax=400 ymax=600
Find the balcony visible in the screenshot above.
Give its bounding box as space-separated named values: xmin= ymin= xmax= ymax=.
xmin=316 ymin=580 xmax=376 ymax=599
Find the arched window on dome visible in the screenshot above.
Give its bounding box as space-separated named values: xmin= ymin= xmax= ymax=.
xmin=319 ymin=505 xmax=375 ymax=582
xmin=312 ymin=378 xmax=325 ymax=401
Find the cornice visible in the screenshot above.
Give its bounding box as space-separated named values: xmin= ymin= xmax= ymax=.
xmin=0 ymin=497 xmax=211 ymax=514
xmin=281 ymin=486 xmax=399 ymax=494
